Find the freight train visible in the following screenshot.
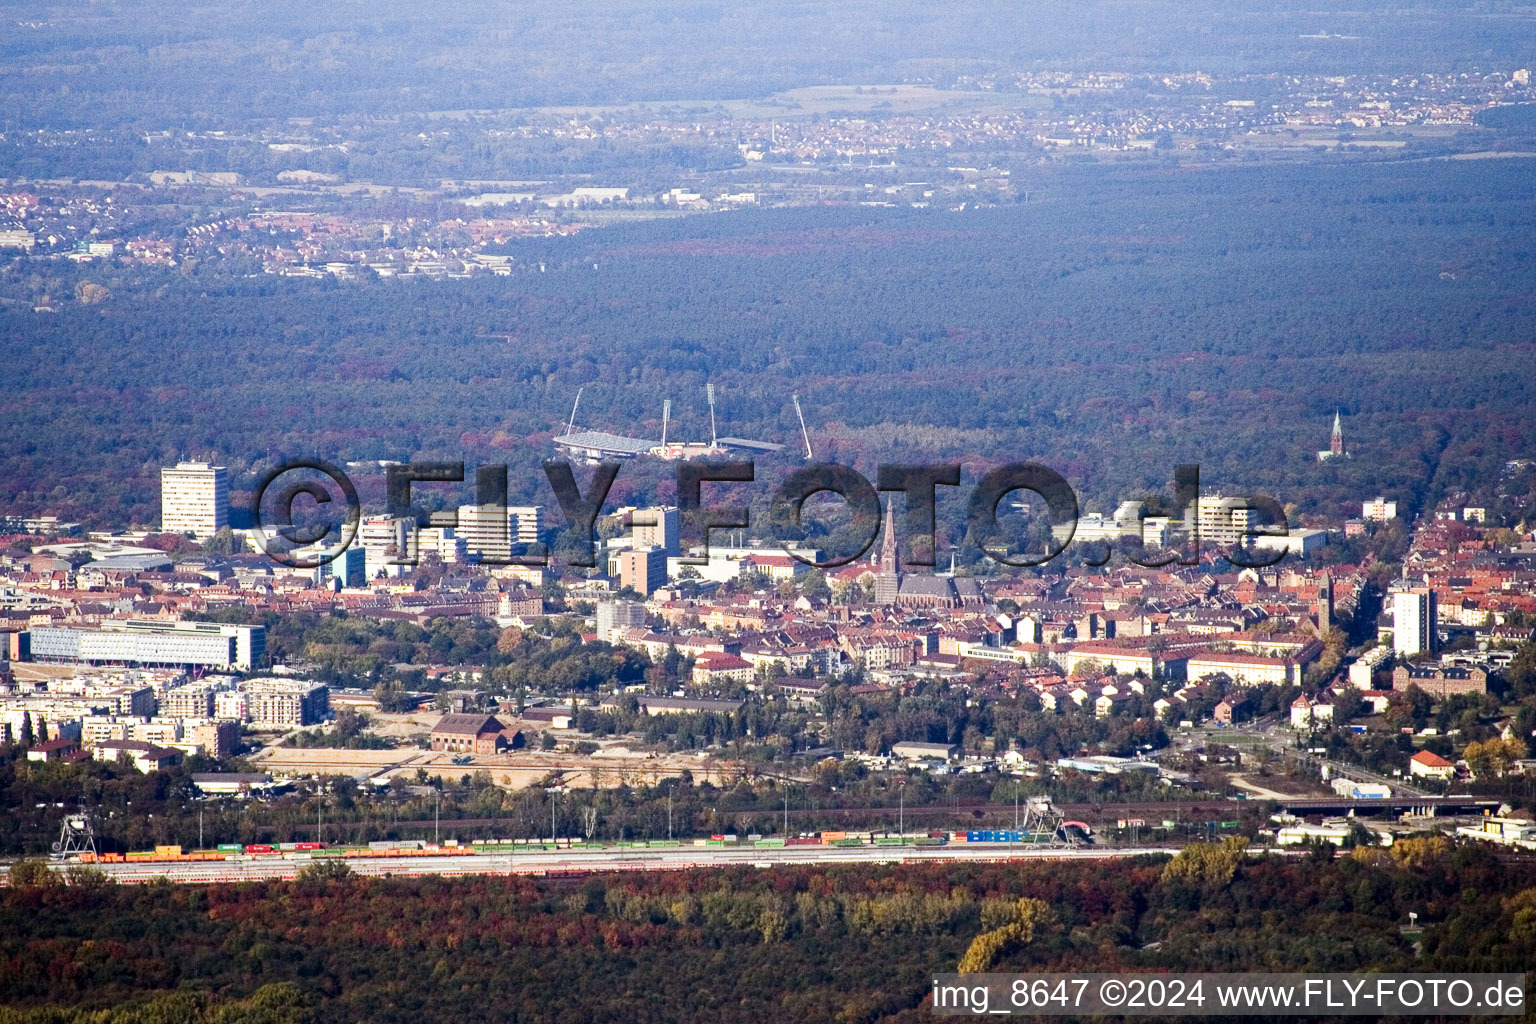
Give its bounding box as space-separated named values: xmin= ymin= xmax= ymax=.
xmin=72 ymin=827 xmax=1091 ymax=864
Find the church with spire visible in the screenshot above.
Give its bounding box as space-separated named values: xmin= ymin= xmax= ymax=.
xmin=872 ymin=496 xmax=901 ymax=604
xmin=1316 ymin=410 xmax=1350 ymax=461
xmin=867 ymin=496 xmax=984 ymax=609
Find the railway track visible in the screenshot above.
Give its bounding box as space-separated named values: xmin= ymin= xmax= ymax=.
xmin=4 ymin=843 xmax=1186 ymax=886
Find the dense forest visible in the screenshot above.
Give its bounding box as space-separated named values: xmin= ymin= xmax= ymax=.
xmin=2 ymin=840 xmax=1534 ymax=1023
xmin=3 ymin=158 xmax=1532 ymax=539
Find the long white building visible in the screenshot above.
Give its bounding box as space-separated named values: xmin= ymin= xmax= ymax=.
xmin=29 ymin=619 xmax=265 ymax=671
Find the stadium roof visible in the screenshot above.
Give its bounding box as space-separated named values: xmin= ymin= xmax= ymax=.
xmin=553 ymin=431 xmax=658 ymax=455
xmin=716 ymin=437 xmax=785 ymax=453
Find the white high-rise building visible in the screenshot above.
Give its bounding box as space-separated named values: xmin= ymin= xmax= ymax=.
xmin=160 ymin=461 xmax=228 ymax=539
xmin=1187 ymin=494 xmax=1262 ymax=547
xmin=631 ymin=505 xmax=679 ymax=556
xmin=1392 ymin=586 xmax=1439 ymax=656
xmin=451 ymin=504 xmax=542 ymax=563
xmin=1362 ymin=497 xmax=1398 ymax=522
xmin=457 ymin=503 xmax=513 ymax=563
xmin=507 ymin=505 xmax=543 ymax=545
xmin=358 ymin=514 xmax=414 ymax=578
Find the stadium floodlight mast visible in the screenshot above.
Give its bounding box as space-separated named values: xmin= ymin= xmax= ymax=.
xmin=706 ymin=383 xmax=718 ymax=448
xmin=793 ymin=393 xmax=813 ymax=460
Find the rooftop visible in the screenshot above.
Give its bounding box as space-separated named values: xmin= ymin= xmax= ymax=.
xmin=554 ymin=431 xmax=657 ymax=455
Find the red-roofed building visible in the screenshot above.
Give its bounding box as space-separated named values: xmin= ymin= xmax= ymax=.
xmin=692 ymin=652 xmax=755 ymax=686
xmin=1409 ymin=749 xmax=1455 ymax=781
xmin=26 ymin=736 xmax=80 ymax=762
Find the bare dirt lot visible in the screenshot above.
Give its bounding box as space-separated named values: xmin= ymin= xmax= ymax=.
xmin=251 ymin=744 xmax=740 ymax=790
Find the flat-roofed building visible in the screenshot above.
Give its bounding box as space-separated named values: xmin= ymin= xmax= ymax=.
xmin=891 ymin=740 xmax=960 ymax=761
xmin=619 ymin=546 xmax=668 ymax=597
xmin=456 ymin=503 xmax=515 ymax=563
xmin=507 ymin=505 xmax=543 ymax=545
xmin=29 ymin=620 xmax=264 ymax=672
xmin=629 ymin=696 xmax=745 ymax=716
xmin=192 ymin=772 xmax=283 ymax=796
xmin=629 ymin=505 xmax=678 ymax=556
xmin=1188 ymin=494 xmax=1263 ymax=547
xmin=189 ymin=719 xmax=241 ymax=759
xmin=358 ymin=514 xmax=414 ymax=578
xmin=161 ymin=462 xmax=228 ymax=539
xmin=161 ymin=680 xmax=230 ymax=718
xmin=213 ymin=690 xmax=249 ymax=722
xmin=596 ymin=600 xmax=647 ymax=642
xmin=1362 ymin=497 xmax=1398 ymax=522
xmin=241 ymin=678 xmax=328 ymax=728
xmin=451 ymin=504 xmax=541 ymax=561
xmin=1392 ymin=585 xmax=1439 ymax=656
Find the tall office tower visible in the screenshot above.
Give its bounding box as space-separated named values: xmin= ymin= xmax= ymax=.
xmin=160 ymin=461 xmax=228 ymax=539
xmin=1392 ymin=585 xmax=1439 ymax=656
xmin=618 ymin=546 xmax=667 ymax=597
xmin=873 ymin=497 xmax=901 ymax=605
xmin=631 ymin=505 xmax=680 ymax=556
xmin=596 ymin=600 xmax=647 ymax=642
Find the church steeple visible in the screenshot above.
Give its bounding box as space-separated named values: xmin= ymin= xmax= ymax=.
xmin=1330 ymin=409 xmax=1344 ymax=457
xmin=878 ymin=495 xmax=899 ymax=574
xmin=873 ymin=496 xmax=900 ymax=605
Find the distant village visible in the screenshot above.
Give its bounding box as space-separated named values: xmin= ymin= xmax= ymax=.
xmin=1 ymin=67 xmax=1530 ymax=293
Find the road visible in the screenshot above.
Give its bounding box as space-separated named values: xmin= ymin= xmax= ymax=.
xmin=7 ymin=844 xmax=1182 ymax=885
